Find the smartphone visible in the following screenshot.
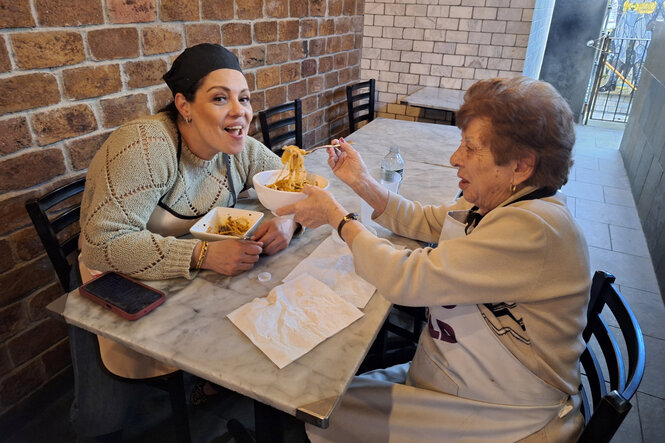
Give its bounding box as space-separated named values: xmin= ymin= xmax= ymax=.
xmin=78 ymin=272 xmax=166 ymax=321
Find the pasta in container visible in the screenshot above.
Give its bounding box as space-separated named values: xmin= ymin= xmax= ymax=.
xmin=267 ymin=145 xmax=314 ymax=192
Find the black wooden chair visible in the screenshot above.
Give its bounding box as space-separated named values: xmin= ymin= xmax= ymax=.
xmin=25 ymin=178 xmax=191 ymax=443
xmin=258 ymin=98 xmax=303 ymax=154
xmin=346 ymin=79 xmax=376 ymax=133
xmin=577 ymin=270 xmax=646 ymax=442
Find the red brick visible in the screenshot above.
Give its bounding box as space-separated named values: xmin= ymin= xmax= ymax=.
xmin=291 ymin=0 xmax=309 ymax=17
xmin=0 ymin=345 xmax=11 ymax=375
xmin=254 ymin=21 xmax=278 ymax=43
xmin=339 ymin=66 xmax=353 ymax=84
xmin=319 ymin=90 xmax=333 ymax=109
xmin=11 ymin=31 xmax=85 ymax=69
xmin=0 ymin=149 xmax=66 ymax=192
xmin=244 ymin=72 xmax=256 ymax=91
xmin=325 ymin=71 xmax=339 ymax=89
xmin=0 ymin=257 xmax=56 ymax=306
xmin=309 ymin=38 xmax=325 ymax=57
xmin=288 ymin=79 xmax=307 ymax=101
xmin=348 ymin=49 xmax=360 ymax=66
xmin=161 ymin=0 xmax=199 ymax=21
xmin=42 ymin=339 xmax=71 ymax=378
xmin=249 ymin=91 xmax=265 ymax=115
xmin=0 ymin=0 xmax=35 ymax=28
xmin=125 ymin=59 xmax=167 ymax=89
xmin=281 ymin=62 xmax=300 ymax=83
xmin=108 ymin=0 xmax=157 ymax=23
xmin=8 ymin=318 xmax=67 ymax=367
xmin=11 ymin=226 xmax=45 ymax=261
xmin=34 ymin=0 xmax=103 ymax=26
xmin=279 ymin=20 xmax=300 ymax=41
xmin=326 ymin=36 xmax=342 ymax=54
xmin=341 ymin=34 xmax=355 ymax=51
xmin=351 ymin=16 xmax=363 ymax=32
xmin=0 ymin=36 xmax=10 ymax=73
xmin=142 ymin=26 xmax=183 ymax=55
xmin=186 ymin=23 xmax=222 ymax=46
xmin=0 ymin=73 xmax=60 ymax=114
xmin=265 ymin=87 xmax=287 ymax=108
xmin=336 ymin=17 xmax=353 ymax=34
xmin=334 ymin=52 xmax=348 ymax=69
xmin=256 ymin=66 xmax=281 ymax=89
xmin=308 ymin=76 xmax=324 ymax=94
xmin=0 ymin=191 xmax=38 ymax=235
xmin=202 ymin=0 xmax=233 ymax=19
xmin=28 ymin=282 xmax=65 ymax=321
xmin=266 ymin=43 xmax=289 ymax=64
xmin=63 ymin=65 xmax=122 ymax=100
xmin=301 ymin=60 xmax=317 ymax=79
xmin=88 ymin=28 xmax=139 ymax=60
xmin=101 ymin=94 xmax=150 ymax=128
xmin=0 ymin=359 xmax=45 ymax=409
xmin=290 ymin=41 xmax=306 ymax=60
xmin=152 ymin=86 xmax=174 ymax=113
xmin=237 ymin=0 xmax=263 ymax=19
xmin=0 ymin=117 xmax=32 ymax=155
xmin=31 ymin=104 xmax=97 ymax=146
xmin=0 ymin=301 xmax=27 ymax=342
xmin=267 ymin=0 xmax=288 ymax=18
xmin=319 ymin=19 xmax=335 ymax=36
xmin=311 ymin=0 xmax=326 ymax=16
xmin=66 ymin=131 xmax=111 ymax=171
xmin=319 ymin=56 xmax=333 ymax=73
xmin=222 ymin=23 xmax=252 ymax=46
xmin=307 ymin=109 xmax=325 ymax=131
xmin=329 ymin=0 xmax=343 ymax=15
xmin=0 ymin=238 xmax=14 ymax=273
xmin=343 ymin=0 xmax=357 ymax=15
xmin=241 ymin=46 xmax=266 ymax=69
xmin=300 ymin=19 xmax=317 ymax=38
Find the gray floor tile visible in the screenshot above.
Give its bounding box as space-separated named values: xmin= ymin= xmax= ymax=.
xmin=576 ymin=166 xmax=631 ymax=189
xmin=588 ymin=247 xmax=660 ymax=294
xmin=618 ymin=285 xmax=665 ymax=340
xmin=576 ymin=198 xmax=643 ymax=229
xmin=604 ymin=186 xmax=637 ymax=207
xmin=638 ymin=335 xmax=665 ymax=398
xmin=571 ymin=153 xmax=599 ymax=171
xmin=611 ymin=397 xmax=643 ymax=442
xmin=636 ymin=392 xmax=665 ymax=443
xmin=577 ymin=218 xmax=611 ymax=249
xmin=610 ymin=225 xmax=652 ymax=258
xmin=562 ymin=179 xmax=605 ymax=202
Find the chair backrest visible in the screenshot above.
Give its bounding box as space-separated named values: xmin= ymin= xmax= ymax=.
xmin=346 ymin=79 xmax=376 ymax=133
xmin=577 ymin=270 xmax=646 ymax=442
xmin=25 ymin=177 xmax=86 ymax=292
xmin=258 ymin=98 xmax=303 ymax=154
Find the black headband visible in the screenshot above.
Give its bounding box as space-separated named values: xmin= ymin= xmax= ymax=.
xmin=162 ymin=43 xmax=242 ymax=96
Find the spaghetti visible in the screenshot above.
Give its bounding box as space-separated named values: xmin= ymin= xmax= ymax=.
xmin=207 ymin=215 xmax=251 ymax=236
xmin=267 ymin=145 xmax=314 ymax=192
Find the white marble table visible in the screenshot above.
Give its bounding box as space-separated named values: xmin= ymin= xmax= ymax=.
xmin=400 ymin=87 xmax=465 ymax=124
xmin=57 ymin=118 xmax=462 ymax=437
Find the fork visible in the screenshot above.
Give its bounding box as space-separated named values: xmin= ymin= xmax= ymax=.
xmin=304 ymin=140 xmax=354 ymax=155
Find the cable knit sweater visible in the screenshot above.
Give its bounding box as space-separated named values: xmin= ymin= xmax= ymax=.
xmin=80 ymin=112 xmax=282 ymax=280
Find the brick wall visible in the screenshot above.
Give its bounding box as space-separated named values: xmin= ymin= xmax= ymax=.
xmin=360 ymin=0 xmax=535 ymax=124
xmin=0 ymin=0 xmax=363 ymax=418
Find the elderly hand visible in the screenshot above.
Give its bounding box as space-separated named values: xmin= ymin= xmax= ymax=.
xmin=276 ymin=185 xmax=347 ymax=229
xmin=251 ymin=216 xmax=297 ymax=255
xmin=203 ymin=239 xmax=263 ymax=276
xmin=328 ymin=137 xmax=371 ymax=189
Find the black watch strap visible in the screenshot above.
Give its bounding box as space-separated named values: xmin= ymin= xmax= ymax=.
xmin=337 ymin=212 xmax=358 ymax=240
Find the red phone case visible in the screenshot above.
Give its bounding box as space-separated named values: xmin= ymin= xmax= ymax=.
xmin=78 ymin=272 xmax=166 ymax=321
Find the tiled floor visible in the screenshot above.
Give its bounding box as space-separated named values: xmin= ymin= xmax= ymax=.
xmin=563 ymin=120 xmax=665 ymax=442
xmin=3 ymin=121 xmax=664 ymax=442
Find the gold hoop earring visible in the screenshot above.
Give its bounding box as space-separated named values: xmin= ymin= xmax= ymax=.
xmin=510 ymin=183 xmax=517 ymax=193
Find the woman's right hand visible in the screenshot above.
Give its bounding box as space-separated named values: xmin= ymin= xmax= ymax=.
xmin=328 ymin=137 xmax=371 ymax=188
xmin=202 ymin=239 xmax=263 ymax=276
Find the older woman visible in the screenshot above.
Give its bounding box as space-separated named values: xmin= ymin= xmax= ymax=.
xmin=278 ymin=77 xmax=590 ymax=442
xmin=79 ymin=44 xmax=299 ymax=380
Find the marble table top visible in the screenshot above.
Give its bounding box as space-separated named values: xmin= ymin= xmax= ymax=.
xmin=400 ymin=86 xmax=466 ymax=112
xmin=61 ymin=118 xmax=463 ymax=428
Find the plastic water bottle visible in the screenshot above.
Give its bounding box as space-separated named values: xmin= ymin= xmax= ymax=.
xmin=381 ymin=146 xmax=404 ymax=191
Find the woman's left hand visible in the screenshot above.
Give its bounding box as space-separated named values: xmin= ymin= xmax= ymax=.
xmin=276 ymin=185 xmax=347 ymax=229
xmin=251 ymin=216 xmax=297 ymax=255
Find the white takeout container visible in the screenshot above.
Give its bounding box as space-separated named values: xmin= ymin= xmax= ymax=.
xmin=189 ymin=207 xmax=264 ymax=241
xmin=252 ymin=170 xmax=329 ymax=214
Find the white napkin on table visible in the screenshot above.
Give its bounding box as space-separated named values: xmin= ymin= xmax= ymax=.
xmin=227 ymin=274 xmax=364 ymax=369
xmin=283 ymin=231 xmax=376 ymax=308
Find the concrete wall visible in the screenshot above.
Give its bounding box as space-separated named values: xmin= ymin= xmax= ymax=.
xmin=619 ymin=22 xmax=665 ymax=298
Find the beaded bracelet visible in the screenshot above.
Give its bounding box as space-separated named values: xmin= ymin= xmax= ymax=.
xmin=195 ymin=241 xmax=209 ymax=269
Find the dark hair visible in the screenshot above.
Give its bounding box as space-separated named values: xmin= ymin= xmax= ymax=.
xmin=158 ymin=78 xmax=203 ymax=122
xmin=455 ymin=77 xmax=575 ymax=190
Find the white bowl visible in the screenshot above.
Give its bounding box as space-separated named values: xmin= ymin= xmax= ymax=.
xmin=189 ymin=207 xmax=264 ymax=241
xmin=252 ymin=170 xmax=329 ymax=213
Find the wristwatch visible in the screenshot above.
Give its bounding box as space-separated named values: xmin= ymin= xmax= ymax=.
xmin=337 ymin=212 xmax=358 ymax=240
